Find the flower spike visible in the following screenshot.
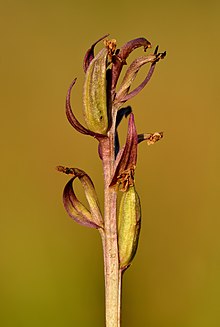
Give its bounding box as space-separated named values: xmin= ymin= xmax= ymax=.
xmin=58 ymin=35 xmax=166 ymax=326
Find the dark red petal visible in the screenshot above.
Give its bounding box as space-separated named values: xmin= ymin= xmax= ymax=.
xmin=66 ymin=79 xmax=106 ymax=138
xmin=61 ymin=167 xmax=104 ymax=229
xmin=111 ymin=37 xmax=151 ymax=92
xmin=121 ymin=63 xmax=156 ymax=102
xmin=63 ymin=177 xmax=99 ymax=228
xmin=83 ymin=34 xmax=109 ymax=73
xmin=115 ymin=48 xmax=166 ymax=104
xmin=123 ymin=50 xmax=166 ymax=102
xmin=110 ymin=113 xmax=138 ymax=188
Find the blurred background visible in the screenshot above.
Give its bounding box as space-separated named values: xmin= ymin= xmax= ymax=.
xmin=1 ymin=0 xmax=219 ymax=326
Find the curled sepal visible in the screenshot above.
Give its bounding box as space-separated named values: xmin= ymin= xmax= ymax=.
xmin=110 ymin=113 xmax=137 ymax=191
xmin=115 ymin=49 xmax=166 ymax=105
xmin=66 ymin=79 xmax=106 ymax=139
xmin=123 ymin=50 xmax=166 ymax=102
xmin=111 ymin=37 xmax=151 ymax=93
xmin=118 ymin=185 xmax=141 ymax=270
xmin=138 ymin=132 xmax=163 ymax=145
xmin=58 ymin=166 xmax=103 ymax=229
xmin=83 ymin=34 xmax=109 ymax=73
xmin=83 ymin=48 xmax=109 ymax=135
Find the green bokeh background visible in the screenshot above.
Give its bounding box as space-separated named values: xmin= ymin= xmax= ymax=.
xmin=1 ymin=0 xmax=219 ymax=326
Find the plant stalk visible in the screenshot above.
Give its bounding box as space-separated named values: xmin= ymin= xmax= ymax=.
xmin=100 ymin=127 xmax=122 ymax=327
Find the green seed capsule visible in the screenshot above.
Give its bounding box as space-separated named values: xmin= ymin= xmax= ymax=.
xmin=83 ymin=47 xmax=109 ymax=135
xmin=118 ymin=186 xmax=141 ymax=269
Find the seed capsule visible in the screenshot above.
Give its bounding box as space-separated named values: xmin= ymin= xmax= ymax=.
xmin=118 ymin=186 xmax=141 ymax=269
xmin=83 ymin=47 xmax=109 ymax=135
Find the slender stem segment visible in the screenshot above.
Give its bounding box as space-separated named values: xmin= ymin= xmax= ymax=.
xmin=100 ymin=127 xmax=122 ymax=327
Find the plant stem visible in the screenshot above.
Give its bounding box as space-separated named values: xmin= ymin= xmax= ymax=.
xmin=100 ymin=128 xmax=122 ymax=327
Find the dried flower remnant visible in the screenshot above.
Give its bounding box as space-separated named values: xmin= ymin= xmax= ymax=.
xmin=138 ymin=131 xmax=164 ymax=145
xmin=58 ymin=35 xmax=165 ymax=327
xmin=57 ymin=166 xmax=103 ymax=229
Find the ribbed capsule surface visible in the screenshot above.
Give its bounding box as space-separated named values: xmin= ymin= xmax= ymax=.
xmin=118 ymin=186 xmax=141 ymax=269
xmin=83 ymin=47 xmax=109 ymax=135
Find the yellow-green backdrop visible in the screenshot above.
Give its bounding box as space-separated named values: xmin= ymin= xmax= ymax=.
xmin=1 ymin=0 xmax=219 ymax=326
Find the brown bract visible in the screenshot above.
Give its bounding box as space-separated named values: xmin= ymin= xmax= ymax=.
xmin=110 ymin=113 xmax=138 ymax=191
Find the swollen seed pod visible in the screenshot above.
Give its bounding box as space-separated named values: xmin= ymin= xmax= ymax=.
xmin=118 ymin=185 xmax=141 ymax=269
xmin=83 ymin=47 xmax=109 ymax=135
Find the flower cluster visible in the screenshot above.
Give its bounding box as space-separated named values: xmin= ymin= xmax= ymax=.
xmin=58 ymin=35 xmax=165 ymax=269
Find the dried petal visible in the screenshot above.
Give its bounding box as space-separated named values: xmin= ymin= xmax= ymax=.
xmin=138 ymin=132 xmax=163 ymax=145
xmin=115 ymin=49 xmax=166 ymax=104
xmin=111 ymin=37 xmax=151 ymax=93
xmin=115 ymin=54 xmax=156 ymax=104
xmin=110 ymin=113 xmax=137 ymax=191
xmin=123 ymin=63 xmax=156 ymax=102
xmin=63 ymin=177 xmax=97 ymax=228
xmin=58 ymin=166 xmax=103 ymax=229
xmin=83 ymin=34 xmax=109 ymax=72
xmin=66 ymin=79 xmax=106 ymax=139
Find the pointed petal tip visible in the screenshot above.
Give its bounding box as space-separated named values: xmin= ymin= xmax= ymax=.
xmin=83 ymin=34 xmax=110 ymax=72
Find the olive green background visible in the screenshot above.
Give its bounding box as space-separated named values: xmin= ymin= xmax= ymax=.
xmin=1 ymin=0 xmax=219 ymax=326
